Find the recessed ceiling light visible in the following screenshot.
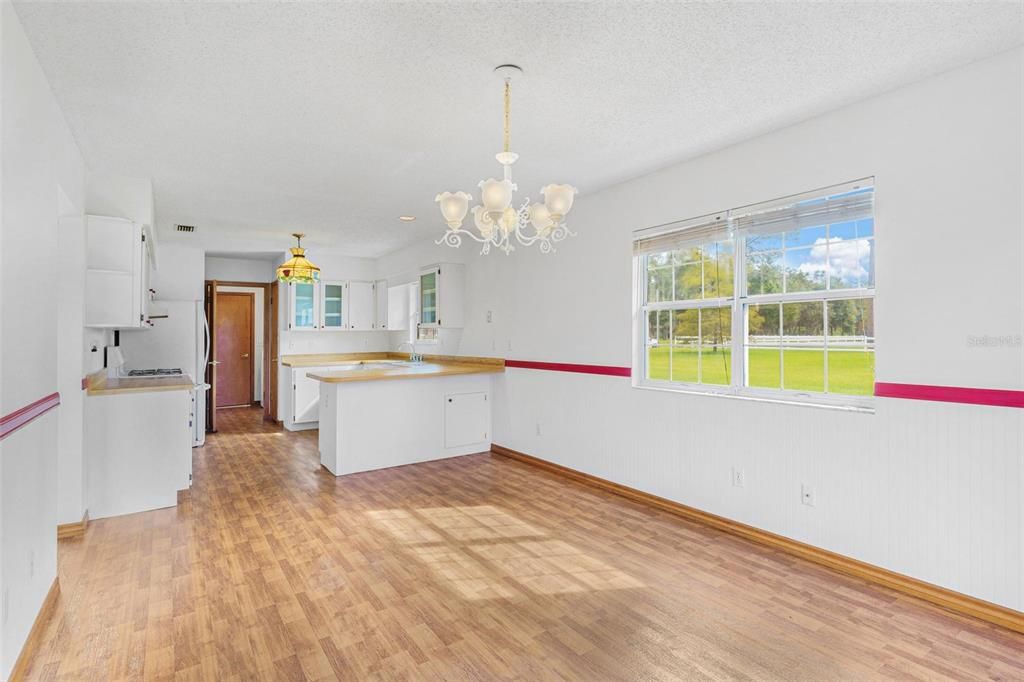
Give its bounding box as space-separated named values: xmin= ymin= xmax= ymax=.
xmin=399 ymin=216 xmax=416 ymax=222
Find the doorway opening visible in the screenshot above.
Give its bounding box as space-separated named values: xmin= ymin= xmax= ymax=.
xmin=204 ymin=280 xmax=279 ymax=432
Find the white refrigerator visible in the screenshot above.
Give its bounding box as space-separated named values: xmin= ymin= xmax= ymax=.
xmin=119 ymin=300 xmax=210 ymax=447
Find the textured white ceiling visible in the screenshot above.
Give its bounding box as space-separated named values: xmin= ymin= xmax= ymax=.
xmin=14 ymin=1 xmax=1024 ymax=257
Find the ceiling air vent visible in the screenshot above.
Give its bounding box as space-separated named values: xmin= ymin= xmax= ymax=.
xmin=176 ymin=224 xmax=196 ymax=233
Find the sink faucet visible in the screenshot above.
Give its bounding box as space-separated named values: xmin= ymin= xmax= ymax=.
xmin=397 ymin=341 xmax=423 ymax=363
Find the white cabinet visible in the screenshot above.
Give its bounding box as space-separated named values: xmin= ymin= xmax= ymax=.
xmin=285 ymin=280 xmax=380 ymax=331
xmin=287 ymin=282 xmax=319 ymax=330
xmin=418 ymin=263 xmax=464 ymax=328
xmin=374 ymin=280 xmax=389 ymax=329
xmin=444 ymin=391 xmax=490 ymax=448
xmin=386 ymin=283 xmax=410 ymax=331
xmin=347 ymin=281 xmax=375 ymax=330
xmin=85 ymin=388 xmax=191 ymax=519
xmin=291 ymin=366 xmax=326 ymax=424
xmin=320 ymin=281 xmax=346 ymax=330
xmin=85 ymin=215 xmax=151 ymax=328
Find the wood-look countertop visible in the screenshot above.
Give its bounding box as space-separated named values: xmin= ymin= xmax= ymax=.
xmin=86 ymin=373 xmax=196 ymax=396
xmin=307 ymin=362 xmax=503 ymax=384
xmin=281 ymin=352 xmax=505 ymax=368
xmin=280 ymin=353 xmax=392 ymax=367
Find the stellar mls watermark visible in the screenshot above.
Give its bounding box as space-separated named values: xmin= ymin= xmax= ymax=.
xmin=967 ymin=334 xmax=1022 ymax=348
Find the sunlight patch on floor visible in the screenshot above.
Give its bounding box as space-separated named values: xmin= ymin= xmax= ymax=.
xmin=367 ymin=505 xmax=642 ymax=599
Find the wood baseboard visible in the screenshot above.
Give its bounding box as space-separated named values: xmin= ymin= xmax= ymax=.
xmin=490 ymin=444 xmax=1024 ymax=634
xmin=56 ymin=511 xmax=88 ymax=540
xmin=8 ymin=578 xmax=59 ymax=681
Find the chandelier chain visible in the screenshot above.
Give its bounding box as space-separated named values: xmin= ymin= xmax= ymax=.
xmin=503 ymin=80 xmax=511 ymax=154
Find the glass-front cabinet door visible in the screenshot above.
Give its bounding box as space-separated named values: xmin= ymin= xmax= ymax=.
xmin=290 ymin=282 xmax=318 ymax=330
xmin=321 ymin=281 xmax=346 ymax=329
xmin=420 ymin=269 xmax=438 ymax=325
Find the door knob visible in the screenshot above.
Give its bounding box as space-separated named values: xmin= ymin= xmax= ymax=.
xmin=241 ymin=353 xmax=250 ymax=358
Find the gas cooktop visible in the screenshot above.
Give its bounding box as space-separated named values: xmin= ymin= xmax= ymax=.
xmin=126 ymin=368 xmax=183 ymax=377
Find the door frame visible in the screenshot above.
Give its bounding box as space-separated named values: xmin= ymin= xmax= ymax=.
xmin=205 ymin=280 xmax=277 ymax=421
xmin=214 ymin=290 xmax=255 ymax=408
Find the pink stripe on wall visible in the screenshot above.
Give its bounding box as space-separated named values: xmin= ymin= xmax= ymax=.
xmin=503 ymin=361 xmax=1024 ymax=409
xmin=874 ymin=382 xmax=1024 ymax=409
xmin=0 ymin=392 xmax=61 ymax=441
xmin=505 ymin=360 xmax=632 ymax=377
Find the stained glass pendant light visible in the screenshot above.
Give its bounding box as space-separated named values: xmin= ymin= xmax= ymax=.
xmin=276 ymin=233 xmax=321 ymax=284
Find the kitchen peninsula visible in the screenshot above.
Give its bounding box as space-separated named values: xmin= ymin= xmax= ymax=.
xmin=303 ymin=355 xmax=503 ymax=476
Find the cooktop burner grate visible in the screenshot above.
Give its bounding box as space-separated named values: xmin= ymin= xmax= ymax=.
xmin=126 ymin=368 xmax=183 ymax=377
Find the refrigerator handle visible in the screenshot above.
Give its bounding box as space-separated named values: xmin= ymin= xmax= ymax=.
xmin=203 ymin=309 xmax=211 ymax=369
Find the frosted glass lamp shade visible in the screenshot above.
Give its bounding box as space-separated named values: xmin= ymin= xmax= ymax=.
xmin=472 ymin=205 xmax=494 ymax=239
xmin=528 ymin=202 xmax=553 ymax=236
xmin=436 ymin=191 xmax=472 ymax=229
xmin=479 ymin=178 xmax=513 ymax=214
xmin=541 ymin=184 xmax=577 ymax=222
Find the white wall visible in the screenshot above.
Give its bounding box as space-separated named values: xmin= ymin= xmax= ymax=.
xmin=205 ymin=256 xmax=274 ymax=283
xmin=56 ymin=207 xmax=86 ymax=529
xmin=377 ymin=49 xmax=1024 ymax=611
xmin=85 ymin=174 xmax=154 ymax=233
xmin=152 ymin=242 xmax=204 ymax=302
xmin=0 ymin=2 xmax=86 ymax=675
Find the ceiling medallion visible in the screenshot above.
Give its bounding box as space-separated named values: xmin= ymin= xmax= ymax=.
xmin=435 ymin=64 xmax=578 ymax=255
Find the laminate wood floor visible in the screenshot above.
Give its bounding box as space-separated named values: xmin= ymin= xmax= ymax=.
xmin=24 ymin=407 xmax=1024 ymax=680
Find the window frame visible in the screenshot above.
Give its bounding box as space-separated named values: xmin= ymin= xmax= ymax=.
xmin=633 ymin=186 xmax=876 ymax=412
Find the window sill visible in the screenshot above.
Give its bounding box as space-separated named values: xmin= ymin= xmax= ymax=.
xmin=633 ymin=381 xmax=875 ymax=414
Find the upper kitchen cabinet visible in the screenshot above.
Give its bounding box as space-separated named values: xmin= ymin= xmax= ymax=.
xmin=386 ymin=283 xmax=410 ymax=331
xmin=347 ymin=281 xmax=375 ymax=330
xmin=320 ymin=281 xmax=345 ymax=330
xmin=285 ymin=279 xmax=379 ymax=331
xmin=85 ymin=215 xmax=153 ymax=328
xmin=374 ymin=280 xmax=389 ymax=329
xmin=419 ymin=263 xmax=464 ymax=328
xmin=287 ymin=282 xmax=319 ymax=330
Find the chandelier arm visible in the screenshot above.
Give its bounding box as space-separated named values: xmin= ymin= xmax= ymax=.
xmin=549 ymin=223 xmax=577 ymax=243
xmin=435 ymin=231 xmax=463 ymax=248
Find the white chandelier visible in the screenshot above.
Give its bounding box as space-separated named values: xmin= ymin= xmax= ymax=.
xmin=435 ymin=64 xmax=578 ymax=255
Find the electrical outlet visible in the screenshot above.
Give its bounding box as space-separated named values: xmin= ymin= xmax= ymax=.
xmin=536 ymin=422 xmax=542 ymax=436
xmin=507 ymin=338 xmax=513 ymax=351
xmin=731 ymin=467 xmax=745 ymax=488
xmin=2 ymin=588 xmax=8 ymax=625
xmin=486 ymin=310 xmax=493 ymax=323
xmin=801 ymin=483 xmax=815 ymax=507
xmin=29 ymin=550 xmax=34 ymax=578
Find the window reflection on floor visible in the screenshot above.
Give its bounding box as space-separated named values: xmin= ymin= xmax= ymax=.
xmin=367 ymin=505 xmax=643 ymax=599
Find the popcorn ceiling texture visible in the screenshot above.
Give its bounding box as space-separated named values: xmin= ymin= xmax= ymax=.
xmin=13 ymin=1 xmax=1023 ymax=257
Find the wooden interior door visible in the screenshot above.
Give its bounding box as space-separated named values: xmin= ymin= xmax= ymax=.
xmin=204 ymin=280 xmax=218 ymax=432
xmin=264 ymin=281 xmax=279 ymax=422
xmin=215 ymin=292 xmax=254 ymax=407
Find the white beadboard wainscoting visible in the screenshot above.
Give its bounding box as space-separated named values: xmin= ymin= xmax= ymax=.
xmin=491 ymin=370 xmax=1023 ymax=611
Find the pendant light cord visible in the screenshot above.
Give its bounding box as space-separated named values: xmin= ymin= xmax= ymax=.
xmin=503 ymin=80 xmax=511 ymax=153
